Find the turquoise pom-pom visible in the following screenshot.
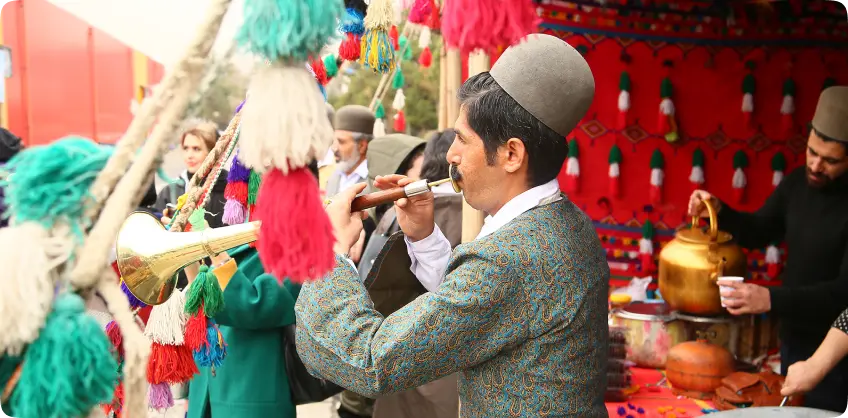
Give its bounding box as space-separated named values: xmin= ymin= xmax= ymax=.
xmin=1 ymin=136 xmax=112 ymax=236
xmin=11 ymin=293 xmax=118 ymax=418
xmin=237 ymin=0 xmax=344 ymax=62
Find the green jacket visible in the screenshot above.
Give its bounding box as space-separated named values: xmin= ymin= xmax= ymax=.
xmin=187 ymin=244 xmax=299 ymax=418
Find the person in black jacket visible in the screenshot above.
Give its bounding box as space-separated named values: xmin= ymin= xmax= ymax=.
xmin=0 ymin=128 xmax=22 ymax=229
xmin=155 ymin=122 xmax=228 ymax=229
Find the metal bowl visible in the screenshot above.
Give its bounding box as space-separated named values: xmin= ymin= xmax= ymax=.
xmin=705 ymin=407 xmax=841 ymax=418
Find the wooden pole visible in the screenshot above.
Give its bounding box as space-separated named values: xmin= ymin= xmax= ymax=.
xmin=438 ymin=42 xmax=448 ymax=130
xmin=460 ymin=50 xmax=490 ymax=243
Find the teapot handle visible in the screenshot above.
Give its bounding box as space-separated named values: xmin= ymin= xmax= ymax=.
xmin=710 ymin=257 xmax=727 ymax=282
xmin=691 ymin=198 xmax=719 ymax=241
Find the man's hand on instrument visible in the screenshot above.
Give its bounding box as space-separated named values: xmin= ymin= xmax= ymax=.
xmin=374 ymin=174 xmax=434 ymax=242
xmin=718 ymin=280 xmax=771 ymax=315
xmin=326 ymin=182 xmax=368 ymax=256
xmin=687 ymin=190 xmax=722 ymax=218
xmin=782 ymin=358 xmax=828 ymax=397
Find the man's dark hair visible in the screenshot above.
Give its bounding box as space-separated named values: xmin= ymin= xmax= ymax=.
xmin=420 ymin=129 xmax=455 ymax=181
xmin=457 ymin=72 xmax=568 ymax=187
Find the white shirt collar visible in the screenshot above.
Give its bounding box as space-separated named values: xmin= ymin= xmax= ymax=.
xmin=475 ymin=179 xmax=561 ymax=240
xmin=338 ymin=159 xmax=368 ymax=189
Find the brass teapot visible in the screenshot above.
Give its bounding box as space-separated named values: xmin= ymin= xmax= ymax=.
xmin=658 ymin=199 xmax=747 ymax=316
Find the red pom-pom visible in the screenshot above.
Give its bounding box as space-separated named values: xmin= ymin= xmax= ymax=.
xmin=310 ymin=59 xmax=328 ymax=85
xmin=224 ymin=181 xmax=248 ymax=202
xmin=254 ymin=168 xmax=335 ymax=283
xmin=564 ymin=174 xmax=579 ymax=194
xmin=147 ymin=342 xmax=199 ymax=384
xmin=408 ymin=0 xmax=431 ymax=23
xmin=106 ymin=320 xmax=123 ymax=356
xmin=418 ymin=46 xmax=432 ymax=68
xmin=426 ymin=0 xmax=440 ymax=29
xmin=390 ymin=25 xmax=400 ymax=50
xmin=184 ymin=308 xmax=208 ymax=351
xmin=339 ymin=33 xmax=361 ymax=61
xmin=393 ymin=110 xmax=406 ymax=132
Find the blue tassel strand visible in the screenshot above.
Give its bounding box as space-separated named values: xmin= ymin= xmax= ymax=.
xmin=193 ymin=321 xmax=227 ymax=368
xmin=120 ymin=281 xmax=146 ymax=309
xmin=236 ymin=0 xmax=344 ymax=62
xmin=360 ymin=29 xmax=396 ymax=74
xmin=340 ymin=8 xmax=365 ymax=35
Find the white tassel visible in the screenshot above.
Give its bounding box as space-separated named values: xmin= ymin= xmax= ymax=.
xmin=566 ymin=157 xmax=579 ymax=176
xmin=418 ymin=27 xmax=432 ymax=49
xmin=618 ymin=90 xmax=630 ymax=112
xmin=650 ymin=167 xmax=664 ymax=187
xmin=365 ymin=0 xmax=395 ymax=29
xmin=772 ymin=170 xmax=784 ymax=187
xmin=741 ymin=93 xmax=754 ymax=113
xmin=781 ymin=95 xmax=795 ymax=115
xmin=239 ymin=63 xmax=334 ymax=174
xmin=660 ymin=98 xmax=675 ymax=116
xmin=639 ymin=238 xmax=653 ymax=255
xmin=733 ymin=167 xmax=747 ymax=188
xmin=0 ymin=223 xmax=73 ymax=355
xmin=143 ymin=289 xmax=187 ymax=345
xmin=609 ymin=162 xmax=620 ymax=177
xmin=766 ymin=245 xmax=780 ymax=264
xmin=373 ymin=118 xmax=386 ymax=137
xmin=689 ymin=165 xmax=705 ymax=184
xmin=392 ymin=88 xmax=406 ymax=110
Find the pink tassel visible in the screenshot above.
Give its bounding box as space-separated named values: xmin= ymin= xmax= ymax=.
xmin=442 ymin=0 xmax=539 ymax=52
xmin=222 ymin=199 xmax=247 ymax=225
xmin=148 ymin=382 xmax=174 ymax=410
xmin=409 ymin=0 xmax=432 ymax=23
xmin=254 ymin=168 xmax=336 ymax=283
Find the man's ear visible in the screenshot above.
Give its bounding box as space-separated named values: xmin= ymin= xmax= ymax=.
xmin=358 ymin=139 xmax=369 ymax=156
xmin=502 ymin=138 xmax=526 ymax=174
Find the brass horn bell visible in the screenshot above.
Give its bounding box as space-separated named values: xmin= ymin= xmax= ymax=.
xmin=116 ymin=211 xmax=259 ymax=306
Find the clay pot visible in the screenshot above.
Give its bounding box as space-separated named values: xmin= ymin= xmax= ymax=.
xmin=666 ymin=338 xmax=735 ymax=396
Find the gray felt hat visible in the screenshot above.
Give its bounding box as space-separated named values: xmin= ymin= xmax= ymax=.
xmin=812 ymin=86 xmax=848 ymax=143
xmin=334 ymin=105 xmax=376 ymax=135
xmin=489 ymin=33 xmax=595 ymax=137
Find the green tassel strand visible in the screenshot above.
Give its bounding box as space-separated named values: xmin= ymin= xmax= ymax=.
xmin=619 ymin=71 xmax=631 ymax=91
xmin=771 ymin=152 xmax=786 ymax=171
xmin=375 ymin=101 xmax=386 ymax=119
xmin=567 ymin=138 xmax=578 ymax=158
xmin=324 ymin=55 xmax=338 ymax=78
xmin=247 ymin=170 xmax=262 ymax=206
xmin=403 ymin=44 xmax=413 ymax=61
xmin=742 ymin=73 xmax=755 ymax=95
xmin=188 ymin=208 xmax=207 ymax=232
xmin=733 ymin=150 xmax=749 ymax=169
xmin=609 ymin=144 xmax=622 ymax=164
xmin=1 ymin=136 xmax=112 ymax=235
xmin=236 ymin=0 xmax=344 ymax=62
xmin=650 ymin=149 xmax=664 ymax=169
xmin=11 ymin=293 xmax=117 ymax=418
xmin=184 ymin=266 xmax=225 ymax=317
xmin=359 ymin=29 xmax=396 ymax=74
xmin=660 ymin=78 xmax=673 ymax=98
xmin=185 ymin=271 xmax=207 ymax=316
xmin=823 ymin=77 xmax=837 ymax=90
xmin=392 ymin=67 xmax=404 ymax=89
xmin=692 ymin=148 xmax=705 ymax=167
xmin=398 ymin=36 xmax=409 ymax=58
xmin=783 ymin=78 xmax=796 ymax=97
xmin=642 ymin=220 xmax=654 ymax=240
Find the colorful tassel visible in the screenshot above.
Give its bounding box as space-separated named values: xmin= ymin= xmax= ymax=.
xmin=781 ymin=78 xmax=796 ymax=136
xmin=120 ymin=280 xmax=146 ymax=309
xmin=732 ymin=150 xmax=749 ymax=204
xmin=324 ymin=54 xmax=339 ymax=78
xmin=766 ymin=244 xmax=782 ymax=279
xmin=771 ymin=151 xmax=786 ymax=189
xmin=359 ymin=0 xmax=396 ymax=74
xmin=564 ymin=138 xmax=579 ymax=194
xmin=690 ymin=148 xmax=705 ymax=191
xmin=236 ymin=0 xmax=344 ymax=62
xmin=392 ymin=67 xmax=405 ymax=89
xmin=339 ymin=33 xmax=362 ymax=61
xmin=147 ymin=342 xmax=197 ymax=385
xmin=639 ymin=221 xmax=656 ymax=274
xmin=608 ymin=144 xmax=621 ymax=198
xmin=185 ymin=266 xmax=225 ymax=317
xmin=254 ymin=167 xmax=335 ymax=283
xmin=310 ymin=58 xmax=329 ymax=85
xmin=741 ymin=61 xmax=756 ymax=128
xmin=389 ymin=25 xmax=400 ymax=50
xmin=618 ymin=71 xmax=631 ymax=130
xmin=193 ymin=320 xmax=227 ymax=368
xmin=105 ymin=320 xmax=123 ymax=357
xmin=184 ymin=306 xmax=209 ymax=351
xmin=148 ymin=381 xmax=173 ymax=410
xmin=441 ymin=0 xmax=539 ymax=52
xmin=392 ymin=89 xmax=405 ymax=110
xmin=144 ymin=288 xmax=187 ymax=346
xmin=418 ymin=46 xmax=432 ymax=68
xmin=340 ymin=1 xmax=367 ymax=36
xmin=649 ymin=149 xmax=664 ymax=204
xmin=425 ymin=0 xmax=440 ymax=29
xmin=11 ymin=293 xmax=117 ymax=418
xmin=393 ymin=110 xmax=406 ymax=132
xmin=373 ymin=118 xmax=386 ymax=137
xmin=223 ymin=200 xmax=247 ymax=225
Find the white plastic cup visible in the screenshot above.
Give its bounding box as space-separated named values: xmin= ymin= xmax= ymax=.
xmin=718 ymin=276 xmax=744 ymax=307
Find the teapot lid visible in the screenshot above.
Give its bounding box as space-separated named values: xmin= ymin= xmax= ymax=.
xmin=675 ymin=226 xmax=734 ymax=244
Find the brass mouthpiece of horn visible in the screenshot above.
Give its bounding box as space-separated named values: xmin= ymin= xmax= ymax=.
xmin=116 ymin=211 xmax=259 ymax=305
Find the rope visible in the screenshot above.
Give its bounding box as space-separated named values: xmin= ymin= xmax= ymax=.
xmin=170 ymin=112 xmax=241 ymax=232
xmin=199 ymin=123 xmax=240 ymax=210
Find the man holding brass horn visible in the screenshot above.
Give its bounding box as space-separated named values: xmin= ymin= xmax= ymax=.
xmin=687 ymin=86 xmax=848 ymax=412
xmin=295 ymin=34 xmax=610 ymax=416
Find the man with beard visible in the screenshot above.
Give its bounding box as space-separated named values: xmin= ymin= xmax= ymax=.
xmin=688 ymin=85 xmax=848 ymax=412
xmin=326 ymin=105 xmax=375 ymax=197
xmin=295 ymin=34 xmax=609 ymax=416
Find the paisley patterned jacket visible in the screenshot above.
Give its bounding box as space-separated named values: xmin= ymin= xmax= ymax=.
xmin=295 ymin=196 xmax=610 ymax=417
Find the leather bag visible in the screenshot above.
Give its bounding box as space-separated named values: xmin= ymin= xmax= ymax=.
xmin=713 ymin=370 xmax=803 ymax=410
xmin=282 ymin=324 xmax=343 ymax=405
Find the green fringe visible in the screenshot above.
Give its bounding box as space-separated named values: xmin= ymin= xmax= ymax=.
xmin=660 ymin=78 xmax=673 ymax=98
xmin=771 ymin=152 xmax=786 ymax=171
xmin=324 ymin=54 xmax=339 ymax=77
xmin=742 ymin=73 xmax=755 ymax=95
xmin=619 ymin=71 xmax=631 ymax=91
xmin=733 ymin=150 xmax=749 ymax=169
xmin=783 ymin=78 xmax=796 ymax=96
xmin=248 ymin=170 xmax=262 ymax=205
xmin=392 ymin=67 xmax=405 ymax=89
xmin=692 ymin=148 xmax=705 ymax=167
xmin=184 ymin=266 xmax=224 ymax=317
xmin=608 ymin=144 xmax=622 ymax=164
xmin=650 ymin=149 xmax=664 ymax=169
xmin=567 ymin=138 xmax=578 ymax=158
xmin=375 ymin=101 xmax=386 ymax=119
xmin=642 ymin=220 xmax=654 ymax=240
